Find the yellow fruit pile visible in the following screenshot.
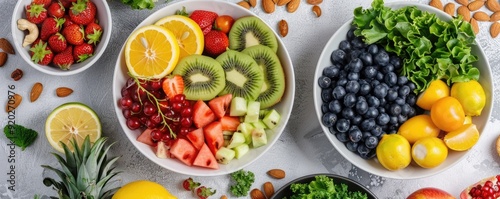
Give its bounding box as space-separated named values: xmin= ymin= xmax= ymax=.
xmin=377 ymin=79 xmax=486 ymax=171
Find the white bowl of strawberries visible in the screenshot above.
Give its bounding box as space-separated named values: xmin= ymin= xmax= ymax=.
xmin=11 ymin=0 xmax=111 ymax=76
xmin=112 ymin=0 xmax=295 ymax=176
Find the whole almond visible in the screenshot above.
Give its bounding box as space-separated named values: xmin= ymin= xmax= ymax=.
xmin=0 ymin=52 xmax=7 ymax=67
xmin=237 ymin=1 xmax=251 ymax=9
xmin=470 ymin=18 xmax=480 ymax=35
xmin=278 ymin=19 xmax=289 ymax=37
xmin=267 ymin=169 xmax=286 ymax=179
xmin=263 ymin=182 xmax=275 ymax=198
xmin=0 ymin=38 xmax=15 ymax=54
xmin=496 ymin=134 xmax=500 ymax=156
xmin=56 ymin=87 xmax=73 ymax=97
xmin=286 ymin=0 xmax=300 ymax=13
xmin=457 ymin=6 xmax=472 ymax=22
xmin=30 ymin=82 xmax=43 ymax=102
xmin=491 ymin=11 xmax=500 ymax=21
xmin=444 ymin=3 xmax=456 ymax=16
xmin=429 ymin=0 xmax=444 ymax=10
xmin=220 ymin=195 xmax=228 ymax=199
xmin=312 ymin=5 xmax=322 ymax=17
xmin=250 ymin=189 xmax=265 ymax=199
xmin=456 ymin=0 xmax=470 ymax=6
xmin=262 ymin=0 xmax=275 ymax=13
xmin=474 ymin=11 xmax=491 ymax=21
xmin=491 ymin=21 xmax=500 ymax=38
xmin=306 ymin=0 xmax=323 ymax=5
xmin=6 ymin=94 xmax=22 ymax=112
xmin=277 ymin=0 xmax=291 ymax=6
xmin=468 ymin=1 xmax=485 ymax=11
xmin=248 ymin=0 xmax=257 ymax=7
xmin=486 ymin=0 xmax=500 ymax=12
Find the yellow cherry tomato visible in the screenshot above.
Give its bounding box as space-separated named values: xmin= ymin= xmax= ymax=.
xmin=376 ymin=134 xmax=411 ymax=171
xmin=397 ymin=115 xmax=441 ymax=144
xmin=430 ymin=96 xmax=465 ymax=132
xmin=412 ymin=137 xmax=448 ymax=168
xmin=416 ymin=79 xmax=450 ymax=110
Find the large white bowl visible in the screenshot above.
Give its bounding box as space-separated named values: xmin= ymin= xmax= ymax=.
xmin=112 ymin=0 xmax=295 ymax=176
xmin=11 ymin=0 xmax=112 ymax=76
xmin=313 ymin=2 xmax=493 ymax=179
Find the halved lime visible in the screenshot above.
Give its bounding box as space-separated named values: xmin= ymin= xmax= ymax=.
xmin=45 ymin=102 xmax=101 ymax=153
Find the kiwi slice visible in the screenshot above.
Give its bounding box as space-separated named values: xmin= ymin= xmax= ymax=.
xmin=229 ymin=16 xmax=278 ymax=53
xmin=242 ymin=45 xmax=285 ymax=109
xmin=216 ymin=49 xmax=264 ymax=101
xmin=172 ymin=55 xmax=225 ymax=101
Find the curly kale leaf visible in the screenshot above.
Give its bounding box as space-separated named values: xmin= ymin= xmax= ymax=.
xmin=230 ymin=169 xmax=255 ymax=197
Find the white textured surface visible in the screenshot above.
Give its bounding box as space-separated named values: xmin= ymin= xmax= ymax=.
xmin=1 ymin=0 xmax=500 ymax=198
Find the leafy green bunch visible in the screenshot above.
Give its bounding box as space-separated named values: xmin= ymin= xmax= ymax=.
xmin=287 ymin=175 xmax=368 ymax=199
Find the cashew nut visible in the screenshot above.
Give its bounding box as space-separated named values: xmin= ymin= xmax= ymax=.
xmin=17 ymin=19 xmax=39 ymax=47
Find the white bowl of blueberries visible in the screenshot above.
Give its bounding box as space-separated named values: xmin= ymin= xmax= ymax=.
xmin=313 ymin=1 xmax=493 ymax=179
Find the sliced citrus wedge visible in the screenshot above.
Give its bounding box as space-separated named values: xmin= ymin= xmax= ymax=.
xmin=443 ymin=123 xmax=480 ymax=151
xmin=45 ymin=102 xmax=101 ymax=153
xmin=125 ymin=25 xmax=180 ymax=78
xmin=154 ymin=15 xmax=204 ymax=60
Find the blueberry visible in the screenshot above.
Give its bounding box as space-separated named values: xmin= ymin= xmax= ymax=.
xmin=359 ymin=82 xmax=371 ymax=95
xmin=343 ymin=93 xmax=357 ymax=108
xmin=381 ymin=64 xmax=395 ymax=74
xmin=348 ymin=127 xmax=363 ymax=142
xmin=342 ymin=108 xmax=355 ymax=120
xmin=351 ymin=115 xmax=363 ymax=125
xmin=365 ymin=136 xmax=379 ymax=149
xmin=407 ymin=107 xmax=417 ymax=118
xmin=398 ymin=85 xmax=411 ymax=97
xmin=346 ymin=80 xmax=360 ymax=93
xmin=336 ymin=118 xmax=350 ymax=133
xmin=363 ymin=66 xmax=378 ymax=79
xmin=384 ymin=72 xmax=398 ymax=86
xmin=339 ymin=40 xmax=351 ymax=52
xmin=359 ymin=52 xmax=373 ymax=66
xmin=371 ymin=126 xmax=383 ymax=137
xmin=376 ymin=113 xmax=390 ymax=125
xmin=347 ymin=58 xmax=363 ymax=73
xmin=347 ymin=72 xmax=360 ymax=81
xmin=397 ymin=76 xmax=408 ymax=86
xmin=374 ymin=50 xmax=390 ymax=66
xmin=364 ymin=107 xmax=379 ymax=118
xmin=390 ymin=55 xmax=402 ymax=70
xmin=323 ymin=65 xmax=341 ymax=78
xmin=370 ymin=79 xmax=380 ymax=88
xmin=390 ymin=116 xmax=398 ymax=125
xmin=322 ymin=112 xmax=337 ymax=127
xmin=360 ymin=118 xmax=376 ymax=131
xmin=321 ymin=88 xmax=333 ymax=102
xmin=367 ymin=96 xmax=380 ymax=108
xmin=332 ymin=86 xmax=346 ymax=100
xmin=389 ymin=104 xmax=402 ymax=116
xmin=335 ymin=132 xmax=349 ymax=142
xmin=350 ymin=37 xmax=365 ymax=49
xmin=331 ymin=49 xmax=347 ymax=64
xmin=395 ymin=97 xmax=406 ymax=106
xmin=328 ymin=100 xmax=343 ymax=114
xmin=407 ymin=82 xmax=416 ymax=91
xmin=322 ymin=103 xmax=329 ymax=113
xmin=347 ymin=28 xmax=356 ymax=41
xmin=386 ymin=88 xmax=398 ymax=101
xmin=379 ymin=97 xmax=387 ymax=106
xmin=357 ymin=95 xmax=366 ymax=102
xmin=357 ymin=145 xmax=375 ymax=159
xmin=367 ymin=44 xmax=379 ymax=55
xmin=397 ymin=114 xmax=408 ymax=124
xmin=373 ymin=84 xmax=388 ymax=99
xmin=362 ymin=131 xmax=372 ymax=140
xmin=377 ymin=107 xmax=386 ymax=113
xmin=318 ymin=76 xmax=332 ymax=88
xmin=406 ymin=94 xmax=417 ymax=105
xmin=401 ymin=104 xmax=411 ymax=116
xmin=356 ymin=100 xmax=369 ymax=115
xmin=346 ymin=141 xmax=358 ymax=152
xmin=349 ymin=49 xmax=363 ymax=60
xmin=336 ymin=78 xmax=348 ymax=87
xmin=376 ymin=72 xmax=384 ymax=81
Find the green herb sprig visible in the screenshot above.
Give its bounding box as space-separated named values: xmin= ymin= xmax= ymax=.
xmin=3 ymin=124 xmax=38 ymax=150
xmin=230 ymin=169 xmax=255 ymax=197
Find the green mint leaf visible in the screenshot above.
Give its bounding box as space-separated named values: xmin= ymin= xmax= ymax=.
xmin=4 ymin=124 xmax=38 ymax=150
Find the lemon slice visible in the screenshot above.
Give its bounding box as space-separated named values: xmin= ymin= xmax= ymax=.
xmin=125 ymin=25 xmax=180 ymax=78
xmin=154 ymin=15 xmax=204 ymax=60
xmin=45 ymin=102 xmax=101 ymax=153
xmin=113 ymin=180 xmax=177 ymax=199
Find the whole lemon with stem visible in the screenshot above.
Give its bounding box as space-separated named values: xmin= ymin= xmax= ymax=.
xmin=376 ymin=134 xmax=412 ymax=171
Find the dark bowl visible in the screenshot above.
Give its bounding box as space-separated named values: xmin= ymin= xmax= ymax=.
xmin=271 ymin=173 xmax=378 ymax=199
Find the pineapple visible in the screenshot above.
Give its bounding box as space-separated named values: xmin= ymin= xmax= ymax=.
xmin=41 ymin=136 xmax=120 ymax=199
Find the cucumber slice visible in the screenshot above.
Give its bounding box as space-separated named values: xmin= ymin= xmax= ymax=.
xmin=215 ymin=147 xmax=236 ymax=164
xmin=233 ymin=144 xmax=250 ymax=159
xmin=236 ymin=122 xmax=254 ymax=144
xmin=230 ymin=97 xmax=247 ymax=116
xmin=244 ymin=100 xmax=260 ymax=123
xmin=251 ymin=128 xmax=267 ymax=148
xmin=227 ymin=132 xmax=246 ymax=148
xmin=262 ymin=109 xmax=281 ymax=129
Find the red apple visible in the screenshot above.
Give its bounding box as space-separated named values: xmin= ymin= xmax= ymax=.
xmin=407 ymin=187 xmax=456 ymax=199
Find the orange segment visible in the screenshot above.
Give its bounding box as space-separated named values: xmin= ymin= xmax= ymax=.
xmin=125 ymin=25 xmax=180 ymax=78
xmin=443 ymin=124 xmax=480 ymax=151
xmin=154 ymin=15 xmax=204 ymax=61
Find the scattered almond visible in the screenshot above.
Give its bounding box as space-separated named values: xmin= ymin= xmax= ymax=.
xmin=6 ymin=94 xmax=22 ymax=112
xmin=286 ymin=0 xmax=300 ymax=13
xmin=491 ymin=21 xmax=500 ymax=38
xmin=306 ymin=0 xmax=323 ymax=5
xmin=486 ymin=0 xmax=500 ymax=12
xmin=262 ymin=0 xmax=275 ymax=13
xmin=30 ymin=82 xmax=43 ymax=102
xmin=471 ymin=18 xmax=480 ymax=35
xmin=237 ymin=1 xmax=251 ymax=9
xmin=263 ymin=182 xmax=275 ymax=198
xmin=468 ymin=0 xmax=485 ymax=11
xmin=220 ymin=195 xmax=228 ymax=199
xmin=278 ymin=19 xmax=289 ymax=37
xmin=277 ymin=0 xmax=291 ymax=6
xmin=456 ymin=0 xmax=470 ymax=6
xmin=474 ymin=11 xmax=491 ymax=21
xmin=248 ymin=0 xmax=257 ymax=7
xmin=250 ymin=188 xmax=266 ymax=199
xmin=458 ymin=5 xmax=472 ymax=22
xmin=429 ymin=0 xmax=444 ymax=10
xmin=491 ymin=11 xmax=500 ymax=21
xmin=444 ymin=3 xmax=456 ymax=16
xmin=495 ymin=134 xmax=500 ymax=156
xmin=0 ymin=52 xmax=7 ymax=67
xmin=0 ymin=38 xmax=15 ymax=54
xmin=267 ymin=169 xmax=286 ymax=179
xmin=312 ymin=5 xmax=322 ymax=17
xmin=56 ymin=87 xmax=73 ymax=97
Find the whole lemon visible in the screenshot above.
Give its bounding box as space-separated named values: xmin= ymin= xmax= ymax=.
xmin=113 ymin=180 xmax=177 ymax=199
xmin=450 ymin=80 xmax=486 ymax=116
xmin=416 ymin=79 xmax=450 ymax=110
xmin=411 ymin=137 xmax=448 ymax=168
xmin=376 ymin=134 xmax=412 ymax=171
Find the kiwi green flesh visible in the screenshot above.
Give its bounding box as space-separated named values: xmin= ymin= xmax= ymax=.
xmin=216 ymin=50 xmax=264 ymax=101
xmin=229 ymin=16 xmax=278 ymax=53
xmin=172 ymin=55 xmax=226 ymax=101
xmin=241 ymin=45 xmax=285 ymax=109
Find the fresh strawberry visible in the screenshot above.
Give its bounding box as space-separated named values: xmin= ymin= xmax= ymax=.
xmin=85 ymin=22 xmax=102 ymax=45
xmin=196 ymin=186 xmax=216 ymax=199
xmin=40 ymin=17 xmax=66 ymax=41
xmin=48 ymin=2 xmax=65 ymax=18
xmin=26 ymin=3 xmax=47 ymax=24
xmin=62 ymin=24 xmax=84 ymax=45
xmin=33 ymin=0 xmax=52 ymax=8
xmin=29 ymin=41 xmax=53 ymax=65
xmin=73 ymin=43 xmax=93 ymax=62
xmin=63 ymin=15 xmax=75 ymax=28
xmin=203 ymin=30 xmax=229 ymax=57
xmin=48 ymin=33 xmax=67 ymax=53
xmin=189 ymin=10 xmax=218 ymax=35
xmin=53 ymin=46 xmax=74 ymax=70
xmin=69 ymin=0 xmax=96 ymax=25
xmin=182 ymin=178 xmax=200 ymax=191
xmin=60 ymin=0 xmax=77 ymax=9
xmin=162 ymin=75 xmax=185 ymax=100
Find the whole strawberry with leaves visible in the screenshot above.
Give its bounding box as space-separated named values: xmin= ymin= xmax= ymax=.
xmin=33 ymin=0 xmax=51 ymax=8
xmin=40 ymin=17 xmax=66 ymax=41
xmin=196 ymin=186 xmax=215 ymax=199
xmin=203 ymin=30 xmax=229 ymax=57
xmin=30 ymin=41 xmax=53 ymax=65
xmin=62 ymin=24 xmax=85 ymax=46
xmin=26 ymin=3 xmax=47 ymax=24
xmin=69 ymin=0 xmax=96 ymax=25
xmin=73 ymin=43 xmax=94 ymax=63
xmin=189 ymin=10 xmax=218 ymax=35
xmin=85 ymin=22 xmax=102 ymax=45
xmin=48 ymin=33 xmax=67 ymax=53
xmin=48 ymin=2 xmax=65 ymax=18
xmin=53 ymin=46 xmax=74 ymax=70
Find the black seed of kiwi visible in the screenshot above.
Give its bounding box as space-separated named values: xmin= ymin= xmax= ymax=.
xmin=229 ymin=16 xmax=278 ymax=53
xmin=216 ymin=49 xmax=264 ymax=101
xmin=172 ymin=55 xmax=226 ymax=101
xmin=242 ymin=45 xmax=285 ymax=109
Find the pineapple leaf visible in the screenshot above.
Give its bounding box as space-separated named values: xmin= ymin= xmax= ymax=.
xmin=100 ymin=187 xmax=121 ymax=199
xmin=97 ymin=171 xmax=121 ymax=198
xmin=62 ymin=141 xmax=78 ymax=172
xmin=97 ymin=141 xmax=115 ymax=179
xmin=51 ymin=153 xmax=77 ymax=185
xmin=80 ymin=136 xmax=92 ymax=164
xmin=86 ymin=137 xmax=107 ymax=181
xmin=40 ymin=166 xmax=71 ymax=196
xmin=76 ymin=161 xmax=91 ymax=191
